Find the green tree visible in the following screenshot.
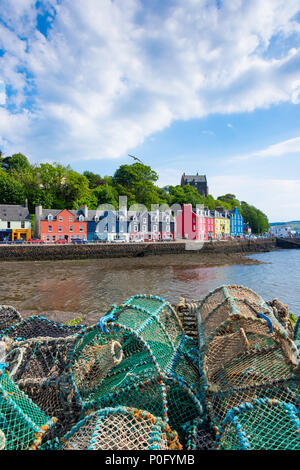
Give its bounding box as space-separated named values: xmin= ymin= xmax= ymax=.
xmin=241 ymin=201 xmax=269 ymax=234
xmin=1 ymin=153 xmax=31 ymax=172
xmin=83 ymin=171 xmax=104 ymax=189
xmin=0 ymin=170 xmax=25 ymax=204
xmin=112 ymin=163 xmax=160 ymax=207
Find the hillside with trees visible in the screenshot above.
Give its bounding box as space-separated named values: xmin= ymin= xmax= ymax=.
xmin=0 ymin=151 xmax=269 ymax=234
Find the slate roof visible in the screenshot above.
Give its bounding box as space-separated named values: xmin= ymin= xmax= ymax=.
xmin=182 ymin=174 xmax=207 ymax=183
xmin=0 ymin=205 xmax=31 ymax=222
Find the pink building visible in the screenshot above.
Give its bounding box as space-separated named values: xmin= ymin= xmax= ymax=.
xmin=176 ymin=205 xmax=215 ymax=240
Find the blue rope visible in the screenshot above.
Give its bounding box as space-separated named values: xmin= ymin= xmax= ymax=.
xmin=257 ymin=312 xmax=273 ymax=333
xmin=98 ymin=312 xmax=115 ymax=333
xmin=0 ymin=362 xmax=8 ymax=373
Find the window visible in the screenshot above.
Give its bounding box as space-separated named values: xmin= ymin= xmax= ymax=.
xmin=153 ymin=225 xmax=157 ymax=231
xmin=47 ymin=235 xmax=50 ymax=241
xmin=143 ymin=218 xmax=147 ymax=223
xmin=70 ymin=226 xmax=73 ymax=232
xmin=7 ymin=222 xmax=10 ymax=229
xmin=79 ymin=225 xmax=83 ymax=232
xmin=59 ymin=235 xmax=62 ymax=240
xmin=52 ymin=236 xmax=56 ymax=241
xmin=58 ymin=225 xmax=62 ymax=232
xmin=142 ymin=225 xmax=147 ymax=232
xmin=79 ymin=215 xmax=84 ymax=222
xmin=48 ymin=214 xmax=53 ymax=221
xmin=48 ymin=225 xmax=52 ymax=232
xmin=69 ymin=216 xmax=72 ymax=222
xmin=21 ymin=221 xmax=25 ymax=229
xmin=59 ymin=216 xmax=63 ymax=222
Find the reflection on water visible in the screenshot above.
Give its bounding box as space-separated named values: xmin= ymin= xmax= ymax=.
xmin=0 ymin=249 xmax=299 ymax=324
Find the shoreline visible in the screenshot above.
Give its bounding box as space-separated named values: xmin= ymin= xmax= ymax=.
xmin=0 ymin=238 xmax=276 ymax=262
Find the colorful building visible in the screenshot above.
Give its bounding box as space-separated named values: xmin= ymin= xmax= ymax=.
xmin=0 ymin=204 xmax=31 ymax=242
xmin=35 ymin=206 xmax=88 ymax=242
xmin=129 ymin=209 xmax=175 ymax=241
xmin=176 ymin=204 xmax=199 ymax=240
xmin=87 ymin=208 xmax=129 ymax=242
xmin=195 ymin=207 xmax=215 ymax=240
xmin=229 ymin=207 xmax=244 ymax=237
xmin=213 ymin=208 xmax=230 ymax=239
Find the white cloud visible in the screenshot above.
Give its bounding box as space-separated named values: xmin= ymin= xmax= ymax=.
xmin=234 ymin=136 xmax=300 ymax=160
xmin=0 ymin=0 xmax=300 ymax=161
xmin=202 ymin=130 xmax=214 ymax=135
xmin=209 ymin=174 xmax=300 ymax=222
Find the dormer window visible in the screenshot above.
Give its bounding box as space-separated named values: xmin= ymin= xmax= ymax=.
xmin=94 ymin=216 xmax=99 ymax=222
xmin=48 ymin=214 xmax=53 ymax=221
xmin=78 ymin=215 xmax=84 ymax=222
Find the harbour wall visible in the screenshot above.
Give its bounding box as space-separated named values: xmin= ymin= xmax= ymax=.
xmin=0 ymin=238 xmax=276 ymax=261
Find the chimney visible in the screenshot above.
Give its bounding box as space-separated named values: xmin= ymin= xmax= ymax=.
xmin=34 ymin=205 xmax=43 ymax=238
xmin=80 ymin=205 xmax=88 ymax=218
xmin=24 ymin=198 xmax=28 ymax=208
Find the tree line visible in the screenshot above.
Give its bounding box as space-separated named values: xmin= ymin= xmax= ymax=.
xmin=0 ymin=151 xmax=269 ymax=234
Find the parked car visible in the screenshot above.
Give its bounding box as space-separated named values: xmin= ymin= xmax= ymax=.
xmin=28 ymin=239 xmax=45 ymax=244
xmin=55 ymin=239 xmax=67 ymax=244
xmin=72 ymin=238 xmax=89 ymax=244
xmin=111 ymin=238 xmax=127 ymax=243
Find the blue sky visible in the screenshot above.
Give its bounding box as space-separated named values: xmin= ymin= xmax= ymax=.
xmin=0 ymin=1 xmax=300 ymax=222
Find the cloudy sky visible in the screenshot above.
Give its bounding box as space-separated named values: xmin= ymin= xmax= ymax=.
xmin=1 ymin=0 xmax=300 ymax=221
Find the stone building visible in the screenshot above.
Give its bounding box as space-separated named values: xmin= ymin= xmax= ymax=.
xmin=180 ymin=173 xmax=209 ymax=197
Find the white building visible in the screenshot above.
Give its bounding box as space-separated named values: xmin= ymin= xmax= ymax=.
xmin=269 ymin=225 xmax=293 ymax=238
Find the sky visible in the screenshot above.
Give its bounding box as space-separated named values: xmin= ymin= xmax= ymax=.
xmin=0 ymin=1 xmax=300 ymax=222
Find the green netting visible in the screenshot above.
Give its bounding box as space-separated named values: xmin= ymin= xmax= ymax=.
xmin=43 ymin=406 xmax=182 ymax=450
xmin=217 ymin=398 xmax=300 ymax=450
xmin=64 ymin=295 xmax=202 ymax=440
xmin=0 ymin=371 xmax=57 ymax=449
xmin=0 ymin=288 xmax=298 ymax=451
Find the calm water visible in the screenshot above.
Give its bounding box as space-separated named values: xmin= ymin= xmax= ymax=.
xmin=0 ymin=249 xmax=299 ymax=324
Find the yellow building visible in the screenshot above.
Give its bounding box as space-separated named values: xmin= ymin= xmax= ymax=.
xmin=12 ymin=228 xmax=31 ymax=242
xmin=214 ymin=210 xmax=230 ymax=239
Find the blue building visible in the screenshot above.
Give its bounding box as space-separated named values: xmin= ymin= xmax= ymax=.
xmin=229 ymin=207 xmax=244 ymax=237
xmin=77 ymin=206 xmax=129 ymax=242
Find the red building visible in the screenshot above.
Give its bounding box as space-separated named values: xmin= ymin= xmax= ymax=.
xmin=176 ymin=204 xmax=215 ymax=241
xmin=35 ymin=207 xmax=88 ymax=242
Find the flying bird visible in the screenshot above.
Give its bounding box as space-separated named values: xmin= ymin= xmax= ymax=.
xmin=128 ymin=154 xmax=143 ymax=163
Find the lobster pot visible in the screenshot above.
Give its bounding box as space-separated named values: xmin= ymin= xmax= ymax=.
xmin=110 ymin=294 xmax=185 ymax=372
xmin=18 ymin=377 xmax=83 ymax=439
xmin=0 ymin=371 xmax=57 ymax=450
xmin=8 ymin=336 xmax=76 ymax=383
xmin=196 ymin=285 xmax=285 ymax=348
xmin=206 ymin=377 xmax=300 ymax=428
xmin=0 ymin=306 xmax=22 ymax=331
xmin=217 ymin=398 xmax=300 ymax=450
xmin=72 ymin=339 xmax=123 ymax=398
xmin=58 ymin=406 xmax=182 ymax=450
xmin=0 ymin=315 xmax=83 ymax=341
xmin=202 ymin=316 xmax=299 ymax=392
